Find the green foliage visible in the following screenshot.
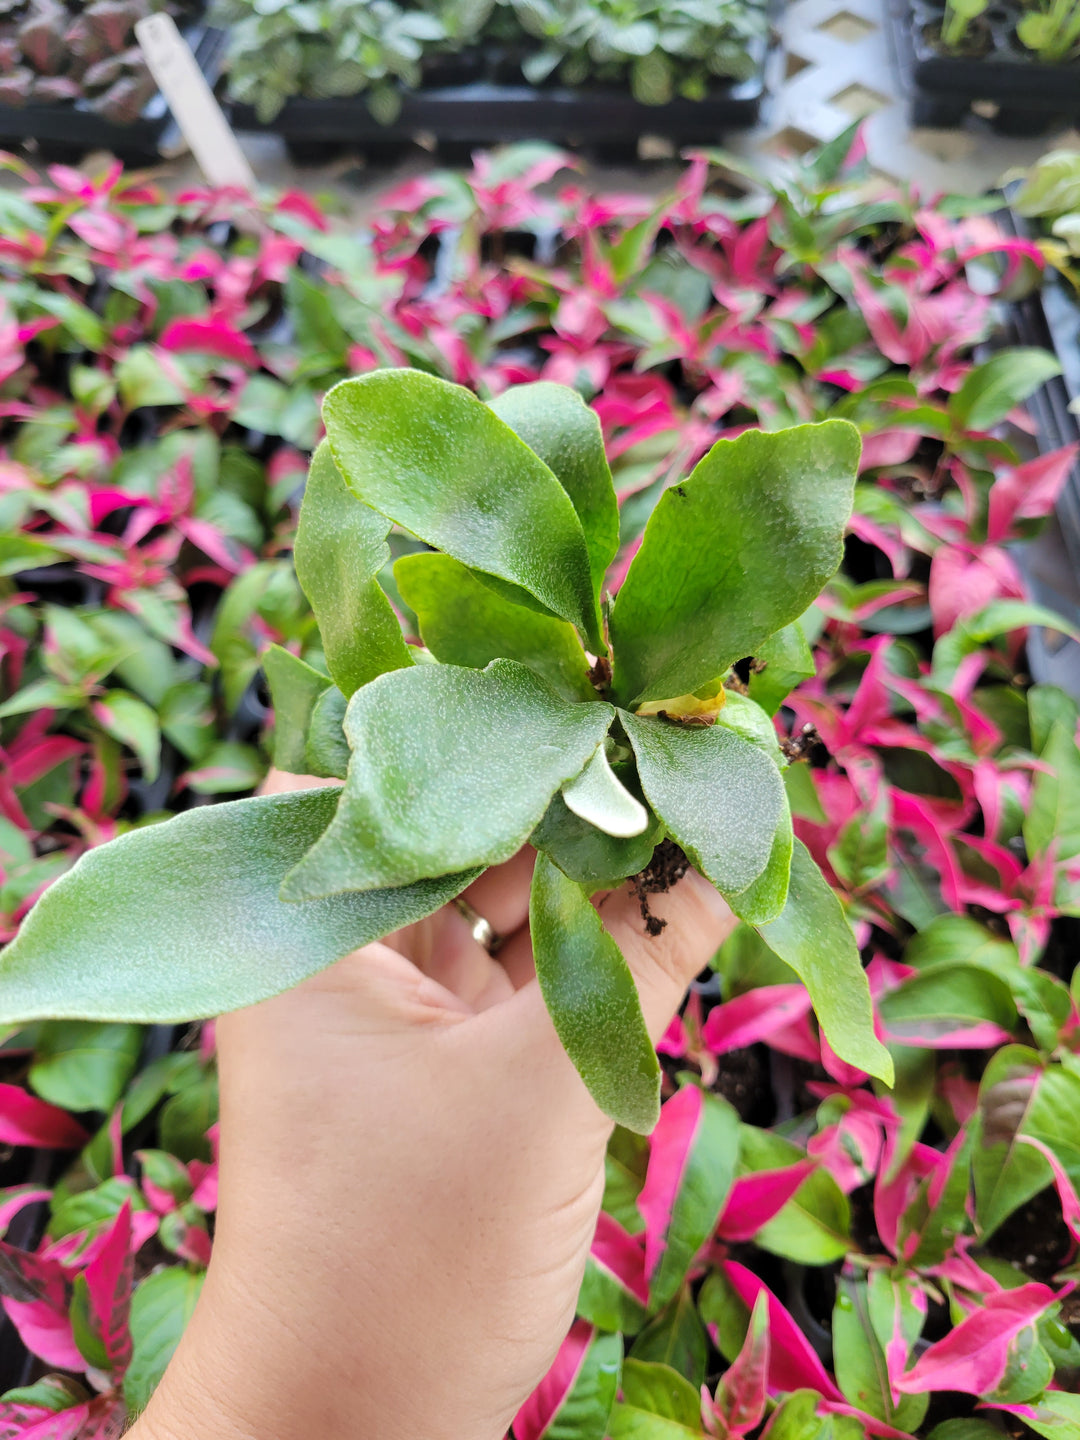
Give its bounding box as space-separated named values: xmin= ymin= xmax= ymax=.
xmin=211 ymin=0 xmax=456 ymax=122
xmin=1015 ymin=0 xmax=1080 ymax=62
xmin=531 ymin=853 xmax=661 ymax=1131
xmin=609 ymin=1358 xmax=702 ymax=1435
xmin=395 ymin=552 xmax=595 ymax=702
xmin=757 ymin=842 xmax=892 ymax=1082
xmin=973 ymin=1044 xmax=1080 ymax=1235
xmin=323 ymin=369 xmax=604 ymax=651
xmin=1015 ymin=149 xmax=1080 ymax=260
xmin=505 ymin=0 xmax=767 ymax=95
xmin=608 ymin=423 xmax=859 ymax=705
xmin=280 ymin=660 xmax=615 ymax=898
xmin=212 ymin=0 xmax=768 ymax=117
xmin=489 ymin=381 xmax=620 ymax=602
xmin=123 ymin=1269 xmax=205 ymax=1415
xmin=0 ymin=788 xmax=480 ymax=1021
xmin=1 ymin=369 xmax=883 ymax=1123
xmin=939 ymin=0 xmax=990 ymax=51
xmin=293 ymin=441 xmax=413 ymax=700
xmin=948 ymin=350 xmax=1062 ymax=434
xmin=29 ymin=1021 xmax=142 ymax=1112
xmin=620 ymin=711 xmax=789 ymax=902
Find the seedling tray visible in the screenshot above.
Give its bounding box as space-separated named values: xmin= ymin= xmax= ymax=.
xmin=0 ymin=25 xmax=227 ymax=164
xmin=886 ymin=0 xmax=1080 ymax=133
xmin=229 ymin=38 xmax=767 ymax=164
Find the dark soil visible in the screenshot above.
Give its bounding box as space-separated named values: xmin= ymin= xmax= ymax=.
xmin=631 ymin=839 xmax=692 ymax=936
xmin=922 ymin=16 xmax=994 ymax=57
xmin=848 ymin=1181 xmax=884 ymax=1257
xmin=711 ymin=1047 xmax=769 ymax=1124
xmin=984 ymin=1183 xmax=1074 ymax=1281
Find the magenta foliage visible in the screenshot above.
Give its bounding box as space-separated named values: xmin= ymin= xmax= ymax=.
xmin=895 ymin=1283 xmax=1063 ymax=1395
xmin=0 ymin=1086 xmax=88 ymax=1150
xmin=704 ymin=1293 xmax=770 ymax=1437
xmin=3 ymin=130 xmax=1080 ymax=1436
xmin=512 ymin=1319 xmax=594 ymax=1440
xmin=719 ymin=1263 xmax=842 ymax=1402
xmin=637 ymin=1084 xmax=706 ymax=1285
xmin=78 ymin=1202 xmax=134 ymax=1376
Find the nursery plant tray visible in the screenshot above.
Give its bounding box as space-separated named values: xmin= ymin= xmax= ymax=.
xmin=886 ymin=0 xmax=1080 ymax=133
xmin=0 ymin=25 xmax=228 ymax=164
xmin=999 ymin=209 xmax=1080 ymax=694
xmin=229 ymin=43 xmax=767 ymax=162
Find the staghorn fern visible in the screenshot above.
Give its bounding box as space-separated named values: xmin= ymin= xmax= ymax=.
xmin=1 ymin=370 xmax=891 ymax=1135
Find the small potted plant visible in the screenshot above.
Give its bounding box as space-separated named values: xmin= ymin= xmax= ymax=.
xmin=889 ymin=0 xmax=1080 ymax=132
xmin=216 ymin=0 xmax=768 ymax=162
xmin=1 ymin=369 xmax=890 ymax=1131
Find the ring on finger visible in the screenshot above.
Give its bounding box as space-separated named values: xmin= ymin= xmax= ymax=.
xmin=453 ymin=897 xmax=504 ymax=956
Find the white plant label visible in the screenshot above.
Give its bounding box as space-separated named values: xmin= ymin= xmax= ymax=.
xmin=135 ymin=14 xmax=256 ymax=190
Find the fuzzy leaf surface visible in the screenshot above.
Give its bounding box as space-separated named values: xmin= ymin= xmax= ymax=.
xmin=323 ymin=370 xmax=601 ymax=648
xmin=531 ymin=791 xmax=663 ymax=893
xmin=621 ymin=711 xmax=786 ymax=901
xmin=394 ymin=552 xmax=593 ymax=701
xmin=262 ymin=644 xmax=331 ymax=774
xmin=726 ymin=797 xmax=795 ymax=926
xmin=293 ymin=440 xmax=412 ymax=698
xmin=0 ymin=790 xmax=479 ymax=1023
xmin=489 ymin=381 xmax=620 ymax=600
xmin=531 ymin=853 xmax=660 ymax=1133
xmin=757 ymin=840 xmax=893 ymax=1084
xmin=304 ymin=686 xmax=350 ymax=780
xmin=284 ymin=661 xmax=614 ymax=899
xmin=609 ymin=422 xmax=859 ymax=705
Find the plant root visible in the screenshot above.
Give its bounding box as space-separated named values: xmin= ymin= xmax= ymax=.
xmin=631 ymin=838 xmax=692 ymax=936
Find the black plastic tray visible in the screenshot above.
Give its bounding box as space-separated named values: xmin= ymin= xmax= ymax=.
xmin=997 ymin=208 xmax=1080 ymax=696
xmin=229 ymin=38 xmax=768 ymax=164
xmin=886 ymin=0 xmax=1080 ymax=133
xmin=0 ymin=25 xmax=227 ymax=164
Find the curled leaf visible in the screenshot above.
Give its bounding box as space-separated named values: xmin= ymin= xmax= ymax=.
xmin=562 ymin=744 xmax=649 ymax=838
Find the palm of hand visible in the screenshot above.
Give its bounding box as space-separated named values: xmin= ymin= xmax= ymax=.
xmin=136 ymin=770 xmax=734 ymax=1440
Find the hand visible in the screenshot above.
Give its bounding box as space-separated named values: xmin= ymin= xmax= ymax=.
xmin=132 ymin=769 xmax=736 ymax=1440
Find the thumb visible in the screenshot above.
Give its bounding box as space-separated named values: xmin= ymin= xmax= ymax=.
xmin=598 ymin=868 xmax=737 ymax=1042
xmin=482 ymin=866 xmax=737 ymax=1149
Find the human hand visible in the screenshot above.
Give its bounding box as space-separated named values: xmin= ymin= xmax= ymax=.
xmin=132 ymin=769 xmax=736 ymax=1440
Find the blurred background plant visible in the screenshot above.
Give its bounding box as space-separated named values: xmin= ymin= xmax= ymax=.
xmin=0 ymin=0 xmax=199 ymax=119
xmin=1016 ymin=0 xmax=1080 ymax=62
xmin=2 ymin=132 xmax=1080 ymax=1433
xmin=210 ymin=0 xmax=768 ymax=119
xmin=210 ymin=0 xmax=456 ymax=124
xmin=1014 ymin=148 xmax=1080 ymax=289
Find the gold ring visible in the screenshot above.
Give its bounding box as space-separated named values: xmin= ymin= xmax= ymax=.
xmin=453 ymin=897 xmax=503 ymax=955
